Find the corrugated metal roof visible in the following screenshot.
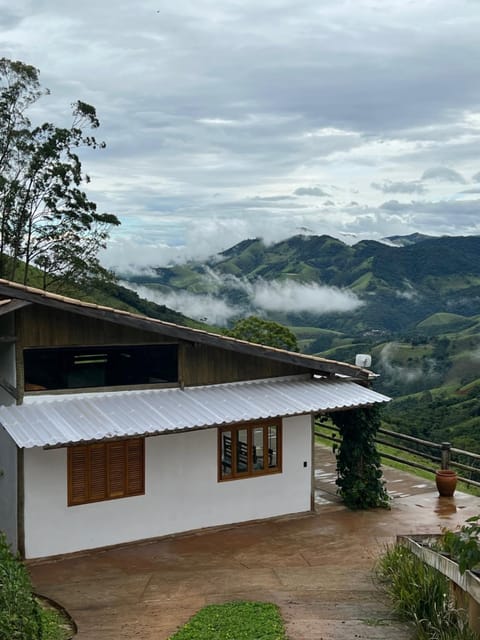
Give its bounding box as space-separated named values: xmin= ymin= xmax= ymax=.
xmin=0 ymin=376 xmax=390 ymax=449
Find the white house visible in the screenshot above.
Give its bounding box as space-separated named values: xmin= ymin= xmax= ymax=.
xmin=0 ymin=279 xmax=389 ymax=559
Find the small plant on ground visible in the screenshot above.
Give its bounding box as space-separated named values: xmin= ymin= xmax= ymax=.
xmin=37 ymin=601 xmax=73 ymax=640
xmin=332 ymin=406 xmax=390 ymax=509
xmin=442 ymin=515 xmax=480 ymax=574
xmin=0 ymin=532 xmax=42 ymax=640
xmin=168 ymin=601 xmax=287 ymax=640
xmin=0 ymin=533 xmax=68 ymax=640
xmin=376 ymin=542 xmax=476 ymax=639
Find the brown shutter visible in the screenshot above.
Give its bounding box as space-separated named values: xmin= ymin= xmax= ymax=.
xmin=68 ymin=446 xmax=88 ymax=505
xmin=126 ymin=438 xmax=144 ymax=495
xmin=68 ymin=438 xmax=144 ymax=506
xmin=89 ymin=443 xmax=107 ymax=501
xmin=108 ymin=441 xmax=126 ymax=498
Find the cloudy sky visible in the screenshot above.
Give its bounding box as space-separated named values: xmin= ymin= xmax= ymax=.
xmin=2 ymin=0 xmax=480 ymax=269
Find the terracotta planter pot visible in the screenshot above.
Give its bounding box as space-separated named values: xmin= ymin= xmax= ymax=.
xmin=435 ymin=469 xmax=457 ymax=497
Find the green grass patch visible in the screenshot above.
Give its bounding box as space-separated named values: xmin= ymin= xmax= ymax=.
xmin=371 ymin=341 xmax=433 ymax=365
xmin=292 ymin=326 xmax=341 ymax=340
xmin=316 ymin=422 xmax=433 ymax=479
xmin=458 ymin=378 xmax=480 ymax=395
xmin=315 ymin=424 xmax=480 ymax=497
xmin=168 ymin=601 xmax=287 ymax=640
xmin=349 ymin=271 xmax=374 ymax=291
xmin=377 ymin=440 xmax=479 ymax=496
xmin=417 ymin=312 xmax=469 ymax=327
xmin=38 ymin=605 xmax=72 ymax=640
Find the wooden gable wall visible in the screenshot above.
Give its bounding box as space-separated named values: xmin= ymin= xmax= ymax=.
xmin=17 ymin=305 xmax=168 ymax=347
xmin=180 ymin=343 xmax=307 ymax=386
xmin=15 ymin=305 xmax=310 ymax=393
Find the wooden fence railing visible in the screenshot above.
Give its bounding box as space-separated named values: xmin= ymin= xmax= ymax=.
xmin=315 ymin=421 xmax=480 ymax=489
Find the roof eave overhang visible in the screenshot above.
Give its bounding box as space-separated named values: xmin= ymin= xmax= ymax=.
xmin=0 ymin=377 xmax=390 ymax=449
xmin=41 ymin=401 xmax=382 ymax=449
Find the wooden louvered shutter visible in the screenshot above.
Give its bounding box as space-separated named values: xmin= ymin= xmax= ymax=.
xmin=68 ymin=446 xmax=88 ymax=505
xmin=108 ymin=441 xmax=126 ymax=498
xmin=68 ymin=438 xmax=144 ymax=506
xmin=126 ymin=438 xmax=144 ymax=496
xmin=89 ymin=443 xmax=107 ymax=501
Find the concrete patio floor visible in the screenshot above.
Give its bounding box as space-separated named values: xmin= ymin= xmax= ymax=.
xmin=29 ymin=445 xmax=480 ymax=640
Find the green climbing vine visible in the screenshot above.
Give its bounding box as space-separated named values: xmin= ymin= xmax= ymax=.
xmin=331 ymin=406 xmax=390 ymax=510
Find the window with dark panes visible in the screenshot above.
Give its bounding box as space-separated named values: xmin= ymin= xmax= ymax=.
xmin=68 ymin=438 xmax=144 ymax=505
xmin=218 ymin=419 xmax=282 ymax=481
xmin=24 ymin=344 xmax=178 ymax=392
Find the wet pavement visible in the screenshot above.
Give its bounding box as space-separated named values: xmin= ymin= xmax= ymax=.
xmin=29 ymin=445 xmax=480 ymax=640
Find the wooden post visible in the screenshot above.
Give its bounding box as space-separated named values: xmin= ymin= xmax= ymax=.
xmin=441 ymin=442 xmax=452 ymax=470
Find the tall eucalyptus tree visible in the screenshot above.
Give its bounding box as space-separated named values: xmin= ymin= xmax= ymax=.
xmin=0 ymin=58 xmax=120 ymax=289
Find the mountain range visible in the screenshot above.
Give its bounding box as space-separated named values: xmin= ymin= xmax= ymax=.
xmin=123 ymin=233 xmax=480 ymax=338
xmin=121 ymin=233 xmax=480 ymax=453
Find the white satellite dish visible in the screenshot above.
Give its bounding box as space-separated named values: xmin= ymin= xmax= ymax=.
xmin=355 ymin=353 xmax=372 ymax=368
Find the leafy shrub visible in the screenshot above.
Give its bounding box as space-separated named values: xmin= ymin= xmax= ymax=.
xmin=226 ymin=316 xmax=298 ymax=351
xmin=376 ymin=543 xmax=476 ymax=639
xmin=332 ymin=406 xmax=390 ymax=509
xmin=0 ymin=534 xmax=68 ymax=640
xmin=0 ymin=532 xmax=42 ymax=640
xmin=442 ymin=515 xmax=480 ymax=574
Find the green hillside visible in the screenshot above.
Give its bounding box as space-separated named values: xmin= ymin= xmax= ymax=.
xmin=323 ymin=315 xmax=480 ymax=452
xmin=121 ymin=233 xmax=480 ymax=450
xmin=2 ymin=258 xmax=202 ymax=330
xmin=124 ymin=234 xmax=480 ymax=334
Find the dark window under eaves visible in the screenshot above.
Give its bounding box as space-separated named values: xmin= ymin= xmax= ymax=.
xmin=24 ymin=344 xmax=178 ymax=391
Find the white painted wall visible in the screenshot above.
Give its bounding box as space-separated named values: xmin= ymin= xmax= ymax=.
xmin=23 ymin=415 xmax=312 ymax=558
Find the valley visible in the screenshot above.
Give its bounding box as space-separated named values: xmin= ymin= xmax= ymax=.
xmin=122 ymin=233 xmax=480 ymax=452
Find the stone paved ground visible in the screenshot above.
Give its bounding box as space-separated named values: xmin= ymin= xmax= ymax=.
xmin=29 ymin=445 xmax=480 ymax=640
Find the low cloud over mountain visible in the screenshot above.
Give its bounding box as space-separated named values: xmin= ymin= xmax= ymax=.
xmin=251 ymin=280 xmax=362 ymax=314
xmin=125 ymin=273 xmax=363 ymax=326
xmin=124 ymin=283 xmax=242 ymax=326
xmin=122 ymin=233 xmax=480 ymax=335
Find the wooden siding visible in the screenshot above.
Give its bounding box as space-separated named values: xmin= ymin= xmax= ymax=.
xmin=18 ymin=305 xmax=172 ymax=348
xmin=15 ymin=305 xmax=312 ymax=392
xmin=181 ymin=342 xmax=308 ymax=385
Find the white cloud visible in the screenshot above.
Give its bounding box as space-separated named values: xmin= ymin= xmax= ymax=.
xmin=395 ymin=288 xmax=419 ymax=301
xmin=251 ymin=280 xmax=363 ymax=314
xmin=122 ymin=269 xmax=364 ymax=323
xmin=421 ymin=166 xmax=467 ymax=184
xmin=294 ymin=186 xmax=330 ymax=197
xmin=371 ymin=180 xmax=427 ymax=195
xmin=123 ymin=283 xmax=242 ymax=326
xmin=378 ymin=343 xmax=425 ymax=383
